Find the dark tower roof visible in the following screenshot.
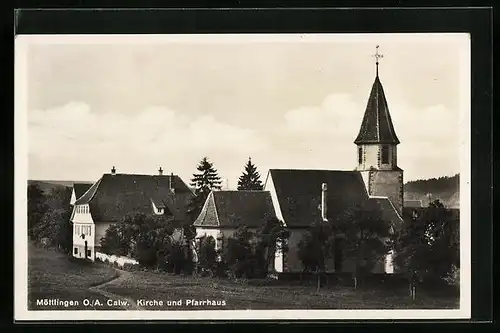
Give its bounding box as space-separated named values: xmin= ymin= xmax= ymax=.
xmin=354 ymin=75 xmax=400 ymax=145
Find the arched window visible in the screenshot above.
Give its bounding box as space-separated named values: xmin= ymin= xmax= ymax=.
xmin=381 ymin=145 xmax=389 ymax=164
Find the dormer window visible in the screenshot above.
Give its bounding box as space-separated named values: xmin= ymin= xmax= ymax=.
xmin=151 ymin=200 xmax=164 ymax=215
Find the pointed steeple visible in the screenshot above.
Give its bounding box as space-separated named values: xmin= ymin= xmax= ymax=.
xmin=354 ymin=46 xmax=400 ymax=145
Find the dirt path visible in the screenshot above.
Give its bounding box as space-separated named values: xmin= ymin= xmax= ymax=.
xmin=89 ymin=270 xmax=145 ymax=310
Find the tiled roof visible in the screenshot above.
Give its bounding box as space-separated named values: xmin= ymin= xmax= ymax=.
xmin=402 ymin=207 xmax=460 ymax=221
xmin=74 ymin=173 xmax=194 ymax=223
xmin=268 ymin=169 xmax=402 ymax=228
xmin=404 ymin=200 xmax=423 ymax=208
xmin=354 ymin=76 xmax=400 ymax=145
xmin=73 ymin=183 xmax=93 ymax=199
xmin=193 ymin=191 xmax=275 ymax=228
xmin=369 ymin=197 xmax=404 ymax=229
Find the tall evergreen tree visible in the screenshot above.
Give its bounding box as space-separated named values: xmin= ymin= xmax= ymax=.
xmin=237 ymin=157 xmax=263 ymax=191
xmin=186 ymin=157 xmax=222 ymax=222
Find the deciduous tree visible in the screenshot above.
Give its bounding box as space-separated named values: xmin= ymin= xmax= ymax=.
xmin=28 ymin=184 xmax=49 ymax=239
xmin=297 ymin=220 xmax=335 ymax=291
xmin=393 ymin=199 xmax=459 ymax=299
xmin=222 ymin=226 xmax=256 ymax=278
xmin=254 ymin=216 xmax=289 ymax=276
xmin=100 ymin=212 xmax=177 ymax=267
xmin=333 ymin=204 xmax=392 ymax=290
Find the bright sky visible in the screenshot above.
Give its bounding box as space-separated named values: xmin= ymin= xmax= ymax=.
xmin=20 ymin=34 xmax=469 ymax=188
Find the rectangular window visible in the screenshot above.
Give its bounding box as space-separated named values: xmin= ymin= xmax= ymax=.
xmin=74 ymin=247 xmax=78 ymax=255
xmin=358 ymin=147 xmax=363 ymax=165
xmin=87 ymin=250 xmax=91 ymax=257
xmin=381 ymin=145 xmax=389 ymax=164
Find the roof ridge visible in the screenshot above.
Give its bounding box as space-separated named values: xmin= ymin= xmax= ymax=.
xmin=210 ymin=192 xmax=221 ymax=227
xmin=74 ymin=177 xmax=102 ymax=205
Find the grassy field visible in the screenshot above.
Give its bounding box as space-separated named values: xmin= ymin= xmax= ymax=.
xmin=101 ymin=270 xmax=459 ymax=310
xmin=28 ymin=243 xmax=459 ymax=311
xmin=28 ymin=242 xmax=120 ymax=310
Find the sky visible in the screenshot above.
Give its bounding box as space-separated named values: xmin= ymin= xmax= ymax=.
xmin=20 ymin=34 xmax=469 ymax=188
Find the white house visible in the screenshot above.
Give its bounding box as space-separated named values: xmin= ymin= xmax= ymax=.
xmin=193 ymin=190 xmax=275 ymax=250
xmin=70 ymin=167 xmax=194 ymax=261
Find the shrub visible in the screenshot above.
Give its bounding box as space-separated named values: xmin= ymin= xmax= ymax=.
xmin=122 ymin=263 xmax=139 ymax=272
xmin=443 ymin=264 xmax=460 ymax=287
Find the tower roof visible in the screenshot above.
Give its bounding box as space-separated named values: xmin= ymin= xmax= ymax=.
xmin=354 ymin=75 xmax=400 ymax=145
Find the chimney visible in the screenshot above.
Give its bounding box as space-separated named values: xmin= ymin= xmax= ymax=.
xmin=111 ymin=166 xmax=116 ymax=175
xmin=158 ymin=167 xmax=163 ymax=176
xmin=169 ymin=172 xmax=175 ymax=193
xmin=321 ymin=183 xmax=328 ymax=221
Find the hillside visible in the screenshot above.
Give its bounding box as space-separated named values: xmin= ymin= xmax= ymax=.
xmin=28 ymin=180 xmax=70 ymax=194
xmin=28 ymin=180 xmax=93 ymax=194
xmin=404 ymin=174 xmax=460 ymax=208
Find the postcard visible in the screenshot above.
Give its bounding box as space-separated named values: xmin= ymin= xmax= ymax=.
xmin=15 ymin=33 xmax=471 ymax=321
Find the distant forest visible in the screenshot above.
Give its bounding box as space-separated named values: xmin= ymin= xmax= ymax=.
xmin=404 ymin=174 xmax=460 ymax=208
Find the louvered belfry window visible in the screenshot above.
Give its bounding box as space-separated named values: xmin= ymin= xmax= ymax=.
xmin=358 ymin=147 xmax=363 ymax=165
xmin=381 ymin=145 xmax=389 ymax=164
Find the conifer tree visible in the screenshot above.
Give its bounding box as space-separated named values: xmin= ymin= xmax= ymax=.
xmin=237 ymin=157 xmax=263 ymax=191
xmin=186 ymin=157 xmax=222 ymax=222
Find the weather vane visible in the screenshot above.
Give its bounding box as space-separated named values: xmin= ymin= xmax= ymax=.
xmin=372 ymin=45 xmax=383 ymax=76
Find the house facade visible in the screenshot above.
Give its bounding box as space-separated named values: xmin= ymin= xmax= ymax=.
xmin=70 ymin=167 xmax=193 ymax=260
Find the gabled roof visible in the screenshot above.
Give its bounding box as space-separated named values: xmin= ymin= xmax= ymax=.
xmin=73 ymin=183 xmax=93 ymax=199
xmin=354 ymin=75 xmax=400 ymax=145
xmin=74 ymin=173 xmax=194 ymax=223
xmin=268 ymin=169 xmax=402 ymax=228
xmin=193 ymin=191 xmax=275 ymax=228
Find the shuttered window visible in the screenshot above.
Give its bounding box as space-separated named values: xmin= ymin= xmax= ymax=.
xmin=381 ymin=145 xmax=389 ymax=164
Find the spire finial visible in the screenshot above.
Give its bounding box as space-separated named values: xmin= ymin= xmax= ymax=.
xmin=372 ymin=45 xmax=383 ymax=77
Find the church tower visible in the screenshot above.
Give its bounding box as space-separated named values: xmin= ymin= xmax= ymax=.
xmin=355 ymin=46 xmax=404 ymax=215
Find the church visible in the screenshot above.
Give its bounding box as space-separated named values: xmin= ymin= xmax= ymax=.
xmin=194 ymin=48 xmax=404 ymax=274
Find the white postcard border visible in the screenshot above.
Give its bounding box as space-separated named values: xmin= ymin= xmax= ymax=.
xmin=14 ymin=33 xmax=472 ymax=321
